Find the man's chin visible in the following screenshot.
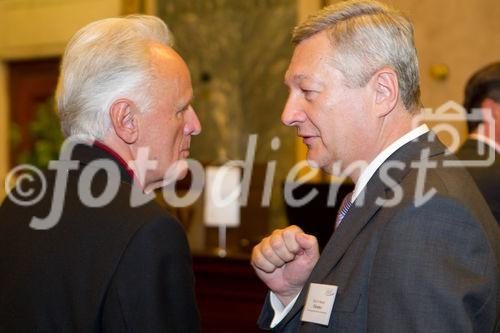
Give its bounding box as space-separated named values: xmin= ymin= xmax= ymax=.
xmin=143 ymin=160 xmax=189 ymax=193
xmin=306 ymin=151 xmax=322 ymax=168
xmin=306 ymin=158 xmax=320 ymax=169
xmin=162 ymin=159 xmax=189 ymax=184
xmin=172 ymin=159 xmax=189 ymax=179
xmin=306 ymin=153 xmax=333 ymax=173
xmin=176 ymin=167 xmax=189 ymax=181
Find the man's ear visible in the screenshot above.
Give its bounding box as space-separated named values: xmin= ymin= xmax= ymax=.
xmin=109 ymin=99 xmax=139 ymax=144
xmin=372 ymin=68 xmax=399 ymax=117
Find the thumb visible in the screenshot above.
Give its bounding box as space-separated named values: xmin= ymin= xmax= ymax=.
xmin=295 ymin=233 xmax=319 ymax=258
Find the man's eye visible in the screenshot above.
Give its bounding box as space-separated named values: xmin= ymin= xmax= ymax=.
xmin=302 ymin=89 xmax=317 ymax=100
xmin=177 ymin=105 xmax=189 ymax=115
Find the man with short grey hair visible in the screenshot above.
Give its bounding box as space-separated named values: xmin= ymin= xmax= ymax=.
xmin=0 ymin=15 xmax=201 ymax=332
xmin=251 ymin=1 xmax=499 ymax=332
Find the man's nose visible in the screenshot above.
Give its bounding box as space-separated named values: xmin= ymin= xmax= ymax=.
xmin=281 ymin=94 xmax=306 ymax=127
xmin=184 ymin=106 xmax=201 ymax=136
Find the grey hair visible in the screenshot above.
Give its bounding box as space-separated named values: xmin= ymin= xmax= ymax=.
xmin=293 ymin=0 xmax=421 ymax=111
xmin=56 ymin=15 xmax=173 ymax=139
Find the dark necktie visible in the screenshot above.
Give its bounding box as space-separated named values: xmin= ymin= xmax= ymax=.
xmin=335 ymin=192 xmax=353 ymax=229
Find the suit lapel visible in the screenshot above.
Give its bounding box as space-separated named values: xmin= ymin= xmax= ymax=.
xmin=277 ymin=134 xmax=447 ymax=327
xmin=316 ymin=135 xmax=446 ymax=276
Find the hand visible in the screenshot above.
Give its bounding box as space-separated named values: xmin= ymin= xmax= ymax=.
xmin=251 ymin=225 xmax=319 ymax=306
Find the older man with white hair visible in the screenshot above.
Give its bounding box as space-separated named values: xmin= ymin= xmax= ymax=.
xmin=0 ymin=15 xmax=201 ymax=332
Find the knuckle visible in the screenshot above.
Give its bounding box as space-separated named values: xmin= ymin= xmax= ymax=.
xmin=284 ymin=225 xmax=301 ymax=237
xmin=269 ymin=237 xmax=283 ymax=251
xmin=282 ymin=229 xmax=294 ymax=239
xmin=262 ymin=245 xmax=275 ymax=259
xmin=253 ymin=252 xmax=268 ymax=269
xmin=271 ymin=228 xmax=282 ymax=237
xmin=284 ymin=239 xmax=299 ymax=253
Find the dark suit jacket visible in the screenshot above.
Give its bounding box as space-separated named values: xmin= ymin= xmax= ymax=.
xmin=0 ymin=143 xmax=199 ymax=332
xmin=258 ymin=135 xmax=500 ymax=332
xmin=456 ymin=138 xmax=500 ymax=224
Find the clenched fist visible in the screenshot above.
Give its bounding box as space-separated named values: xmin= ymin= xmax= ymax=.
xmin=251 ymin=225 xmax=319 ymax=306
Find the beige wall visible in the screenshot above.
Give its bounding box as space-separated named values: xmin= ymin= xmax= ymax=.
xmin=403 ymin=0 xmax=500 ymax=147
xmin=0 ymin=0 xmax=122 ymax=59
xmin=0 ymin=0 xmax=122 ymax=201
xmin=322 ymin=0 xmax=500 ymax=109
xmin=387 ymin=0 xmax=500 ymax=110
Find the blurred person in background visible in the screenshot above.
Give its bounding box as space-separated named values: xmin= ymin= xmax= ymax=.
xmin=457 ymin=61 xmax=500 ymax=224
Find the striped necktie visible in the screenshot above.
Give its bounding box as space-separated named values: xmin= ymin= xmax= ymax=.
xmin=335 ymin=192 xmax=353 ymax=229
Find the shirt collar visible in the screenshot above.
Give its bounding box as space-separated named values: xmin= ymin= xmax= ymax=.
xmin=92 ymin=141 xmax=142 ymax=188
xmin=352 ymin=124 xmax=430 ymax=201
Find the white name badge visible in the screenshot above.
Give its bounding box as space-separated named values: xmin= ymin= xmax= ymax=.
xmin=301 ymin=283 xmax=338 ymax=326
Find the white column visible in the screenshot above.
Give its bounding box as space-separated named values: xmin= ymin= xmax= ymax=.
xmin=144 ymin=0 xmax=157 ymax=15
xmin=0 ymin=61 xmax=9 ymax=202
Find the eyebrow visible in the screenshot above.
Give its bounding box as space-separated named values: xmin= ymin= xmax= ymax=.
xmin=284 ymin=73 xmax=322 ymax=87
xmin=285 ymin=73 xmax=308 ymax=84
xmin=293 ymin=74 xmax=309 ymax=81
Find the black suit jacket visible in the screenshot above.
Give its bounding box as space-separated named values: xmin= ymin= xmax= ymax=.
xmin=456 ymin=138 xmax=500 ymax=224
xmin=0 ymin=143 xmax=199 ymax=332
xmin=258 ymin=135 xmax=500 ymax=332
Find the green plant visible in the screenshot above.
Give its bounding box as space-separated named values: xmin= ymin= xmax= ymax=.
xmin=10 ymin=97 xmax=64 ymax=168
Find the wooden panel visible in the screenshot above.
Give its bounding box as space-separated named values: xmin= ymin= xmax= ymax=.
xmin=8 ymin=58 xmax=60 ymax=165
xmin=193 ymin=254 xmax=268 ymax=332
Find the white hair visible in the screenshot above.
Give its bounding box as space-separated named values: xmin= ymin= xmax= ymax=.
xmin=293 ymin=0 xmax=421 ymax=111
xmin=56 ymin=15 xmax=173 ymax=139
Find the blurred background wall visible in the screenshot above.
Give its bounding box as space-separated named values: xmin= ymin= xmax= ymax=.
xmin=0 ymin=0 xmax=124 ymax=203
xmin=1 ymin=2 xmax=498 ymax=330
xmin=1 ymin=0 xmax=499 ymax=228
xmin=158 ymin=1 xmax=300 ymax=233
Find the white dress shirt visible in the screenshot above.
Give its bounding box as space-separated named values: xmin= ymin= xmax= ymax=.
xmin=269 ymin=124 xmax=430 ymax=327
